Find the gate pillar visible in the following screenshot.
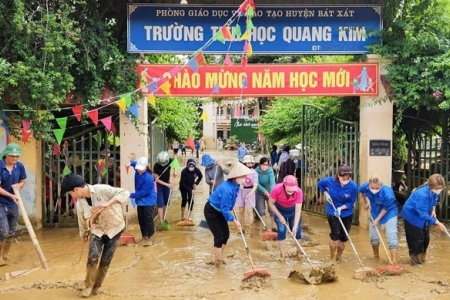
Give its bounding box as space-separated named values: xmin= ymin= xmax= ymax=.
xmin=359 ymin=54 xmax=392 ymax=229
xmin=119 ymin=102 xmax=149 ymax=189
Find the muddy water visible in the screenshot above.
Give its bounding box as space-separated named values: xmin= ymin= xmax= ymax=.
xmin=1 ymin=150 xmax=450 ymax=299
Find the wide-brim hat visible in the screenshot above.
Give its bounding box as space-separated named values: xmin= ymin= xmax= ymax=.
xmin=228 ymin=163 xmax=253 ymax=179
xmin=1 ymin=143 xmax=23 ymax=157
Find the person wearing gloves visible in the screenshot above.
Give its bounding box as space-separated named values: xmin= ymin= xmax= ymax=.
xmin=0 ymin=143 xmax=26 ymax=267
xmin=268 ymin=175 xmax=303 ymax=261
xmin=201 ymin=154 xmax=229 ymax=195
xmin=235 ymin=155 xmax=258 ymax=234
xmin=128 ymin=157 xmax=157 ymax=247
xmin=255 ymin=156 xmax=276 ymax=231
xmin=401 ymin=174 xmax=447 ymax=265
xmin=204 ymin=163 xmax=253 ymax=267
xmin=318 ymin=164 xmax=358 ymax=263
xmin=359 ymin=174 xmax=399 ymax=263
xmin=277 ymin=149 xmax=299 ymax=184
xmin=60 ymin=173 xmax=129 ymax=298
xmin=179 ymin=158 xmax=203 ymax=220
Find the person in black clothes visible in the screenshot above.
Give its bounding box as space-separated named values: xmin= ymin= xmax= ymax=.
xmin=179 ymin=158 xmax=203 ymax=220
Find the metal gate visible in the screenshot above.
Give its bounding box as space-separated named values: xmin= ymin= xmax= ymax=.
xmin=42 ymin=126 xmax=120 ymax=227
xmin=148 ymin=117 xmax=166 ymax=166
xmin=299 ymin=104 xmax=360 ymax=224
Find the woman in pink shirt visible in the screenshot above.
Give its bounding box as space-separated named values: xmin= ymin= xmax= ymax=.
xmin=268 ymin=175 xmax=303 ymax=261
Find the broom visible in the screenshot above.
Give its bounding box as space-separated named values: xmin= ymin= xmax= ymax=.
xmin=119 ymin=165 xmax=136 ymax=245
xmin=233 ymin=210 xmax=271 ymax=281
xmin=370 ymin=211 xmax=403 ymax=275
xmin=329 ymin=199 xmax=378 ymax=279
xmin=245 ymin=193 xmax=277 ymax=248
xmin=177 ymin=191 xmax=195 ymax=226
xmin=158 ymin=189 xmax=172 ymax=231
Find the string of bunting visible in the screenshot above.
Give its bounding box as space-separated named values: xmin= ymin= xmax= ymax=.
xmin=0 ymin=0 xmax=256 ymax=148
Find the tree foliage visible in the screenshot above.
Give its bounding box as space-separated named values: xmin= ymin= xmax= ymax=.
xmin=373 ymin=0 xmax=450 ymax=111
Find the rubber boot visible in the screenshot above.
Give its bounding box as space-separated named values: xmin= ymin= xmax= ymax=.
xmin=92 ymin=265 xmax=109 ymax=295
xmin=372 ymin=245 xmax=380 ymax=259
xmin=418 ymin=252 xmax=426 ymax=264
xmin=409 ymin=254 xmax=422 ymax=266
xmin=390 ymin=249 xmax=398 ymax=264
xmin=336 ymin=241 xmax=345 ymax=262
xmin=0 ymin=242 xmax=5 ymax=267
xmin=81 ymin=266 xmax=97 ymax=298
xmin=329 ymin=239 xmax=338 ymax=262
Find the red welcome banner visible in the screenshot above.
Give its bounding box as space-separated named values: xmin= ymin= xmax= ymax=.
xmin=137 ymin=63 xmax=378 ymax=97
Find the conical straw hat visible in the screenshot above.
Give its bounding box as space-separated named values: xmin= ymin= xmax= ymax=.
xmin=228 ymin=163 xmax=253 ymax=179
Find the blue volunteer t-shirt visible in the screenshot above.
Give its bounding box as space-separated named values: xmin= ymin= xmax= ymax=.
xmin=0 ymin=159 xmax=27 ymax=207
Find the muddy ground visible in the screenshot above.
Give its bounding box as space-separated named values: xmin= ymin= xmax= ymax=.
xmin=1 ymin=150 xmax=450 ymax=299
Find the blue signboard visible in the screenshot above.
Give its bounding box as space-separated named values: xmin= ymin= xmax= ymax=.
xmin=128 ymin=5 xmax=382 ymax=55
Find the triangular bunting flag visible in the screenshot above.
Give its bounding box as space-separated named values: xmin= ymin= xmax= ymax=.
xmin=238 ymin=1 xmax=249 ymax=13
xmin=87 ymin=110 xmax=99 ymax=126
xmin=146 ymin=81 xmax=158 ymax=94
xmin=22 ymin=120 xmax=32 ymax=131
xmin=244 ymin=41 xmax=249 ymax=51
xmin=221 ymin=26 xmax=233 ymax=40
xmin=242 ymin=76 xmax=248 ymax=88
xmin=200 ymin=111 xmax=209 ymax=122
xmin=72 ymin=106 xmax=84 ymax=122
xmin=214 ymin=30 xmax=226 ymax=44
xmin=247 ymin=42 xmax=253 ymax=57
xmin=53 ymin=128 xmax=65 ymax=144
xmin=38 ymin=110 xmax=46 ymax=122
xmin=129 ymin=103 xmax=139 ymax=118
xmin=241 ymin=55 xmax=248 ymax=66
xmin=212 ymin=83 xmax=220 ymax=94
xmin=116 ymin=98 xmax=127 ymax=113
xmin=124 ymin=94 xmax=132 ymax=107
xmin=160 ymin=82 xmax=171 ymax=96
xmin=246 ymin=5 xmax=255 ymax=18
xmin=195 ymin=51 xmax=206 ymax=66
xmin=240 ymin=29 xmax=250 ymax=41
xmin=125 ymin=110 xmax=131 ymax=120
xmin=169 ymin=66 xmax=181 ymax=77
xmin=56 ymin=117 xmax=68 ymax=130
xmin=0 ymin=122 xmax=8 ymax=135
xmin=93 ymin=132 xmax=103 ymax=147
xmin=224 ymin=54 xmax=233 ymax=66
xmin=62 ymin=166 xmax=72 ymax=177
xmin=234 ymin=24 xmax=242 ymax=38
xmin=100 ymin=116 xmax=113 ymax=132
xmin=108 ymin=132 xmax=120 ymax=147
xmin=147 ymin=94 xmax=156 ymax=107
xmin=98 ymin=160 xmax=106 ymax=176
xmin=0 ymin=111 xmax=9 ymax=121
xmin=169 ymin=157 xmax=181 ymax=170
xmin=187 ymin=58 xmax=199 ymax=73
xmin=22 ymin=128 xmax=32 ymax=144
xmin=110 ymin=122 xmax=117 ymax=135
xmin=53 ymin=143 xmax=61 ymax=156
xmin=246 ymin=18 xmax=255 ymax=30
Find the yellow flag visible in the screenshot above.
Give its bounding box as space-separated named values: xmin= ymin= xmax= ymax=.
xmin=240 ymin=29 xmax=250 ymax=41
xmin=147 ymin=94 xmax=156 ymax=107
xmin=116 ymin=98 xmax=127 ymax=113
xmin=247 ymin=42 xmax=253 ymax=57
xmin=160 ymin=82 xmax=171 ymax=96
xmin=38 ymin=110 xmax=47 ymax=121
xmin=200 ymin=111 xmax=209 ymax=122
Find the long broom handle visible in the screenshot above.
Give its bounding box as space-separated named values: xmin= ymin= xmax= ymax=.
xmin=162 ymin=189 xmax=172 ymax=221
xmin=329 ymin=199 xmax=366 ymax=269
xmin=211 ymin=165 xmax=219 ymax=192
xmin=285 ymin=225 xmax=316 ymax=269
xmin=186 ymin=191 xmax=195 ymax=220
xmin=369 ymin=210 xmax=393 ymax=264
xmin=233 ymin=209 xmax=256 ymax=270
xmin=245 ymin=192 xmax=269 ymax=231
xmin=13 ymin=188 xmax=49 ymax=270
xmin=125 ymin=165 xmax=130 ymax=230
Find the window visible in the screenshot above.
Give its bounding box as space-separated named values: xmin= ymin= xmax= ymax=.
xmin=216 ymin=106 xmax=224 ymax=116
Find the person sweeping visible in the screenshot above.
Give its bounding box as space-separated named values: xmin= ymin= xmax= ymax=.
xmin=268 ymin=175 xmax=303 ymax=261
xmin=60 ymin=173 xmax=130 ymax=298
xmin=202 ymin=154 xmax=229 ymax=195
xmin=359 ymin=174 xmax=399 ymax=264
xmin=318 ymin=164 xmax=358 ymax=263
xmin=203 ymin=163 xmax=253 ymax=267
xmin=401 ymin=174 xmax=447 ymax=266
xmin=0 ymin=143 xmax=26 ymax=267
xmin=179 ymin=158 xmax=203 ymax=221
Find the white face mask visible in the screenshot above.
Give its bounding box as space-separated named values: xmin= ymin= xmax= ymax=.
xmin=370 ymin=188 xmax=380 ymax=194
xmin=188 ymin=167 xmax=195 ymax=172
xmin=432 ymin=189 xmax=443 ymax=195
xmin=340 ymin=180 xmax=350 ymax=185
xmin=261 ymin=165 xmax=269 ymax=171
xmin=236 ymin=178 xmax=245 ymax=185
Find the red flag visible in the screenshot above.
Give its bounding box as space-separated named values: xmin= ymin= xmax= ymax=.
xmin=221 ymin=26 xmax=232 ymax=40
xmin=195 ymin=51 xmax=206 ymax=66
xmin=241 ymin=55 xmax=248 ymax=66
xmin=87 ymin=110 xmax=99 ymax=126
xmin=72 ymin=106 xmax=84 ymax=122
xmin=22 ymin=128 xmax=32 ymax=143
xmin=53 ymin=143 xmax=61 ymax=156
